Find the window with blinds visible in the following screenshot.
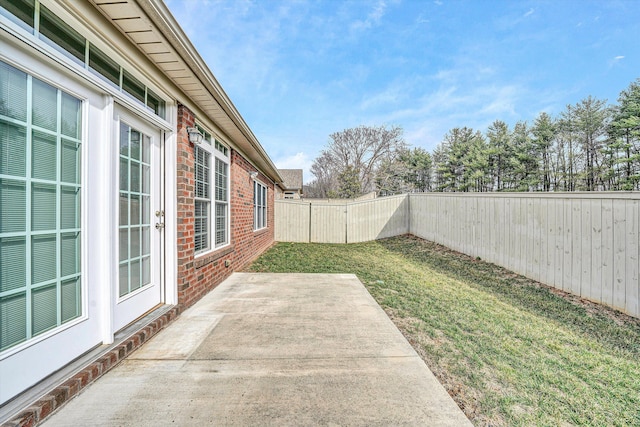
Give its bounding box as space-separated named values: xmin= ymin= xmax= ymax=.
xmin=0 ymin=0 xmax=166 ymax=118
xmin=214 ymin=158 xmax=228 ymax=246
xmin=194 ymin=146 xmax=210 ymax=253
xmin=0 ymin=60 xmax=82 ymax=352
xmin=254 ymin=181 xmax=267 ymax=230
xmin=193 ymin=126 xmax=229 ymax=255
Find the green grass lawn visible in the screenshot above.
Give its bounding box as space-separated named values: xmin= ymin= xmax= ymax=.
xmin=246 ymin=235 xmax=640 ymax=427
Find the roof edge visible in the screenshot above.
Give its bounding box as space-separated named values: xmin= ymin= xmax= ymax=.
xmin=141 ymin=0 xmax=283 ymax=185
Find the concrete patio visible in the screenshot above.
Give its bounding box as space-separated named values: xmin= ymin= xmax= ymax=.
xmin=42 ymin=273 xmax=471 ymax=426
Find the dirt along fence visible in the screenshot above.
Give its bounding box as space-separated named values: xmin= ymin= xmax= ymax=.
xmin=275 ymin=192 xmax=639 ymax=319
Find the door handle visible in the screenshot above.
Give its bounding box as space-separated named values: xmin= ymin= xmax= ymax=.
xmin=155 ymin=223 xmax=165 ymax=230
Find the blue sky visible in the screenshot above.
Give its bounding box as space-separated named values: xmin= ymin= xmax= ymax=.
xmin=165 ymin=0 xmax=640 ymax=183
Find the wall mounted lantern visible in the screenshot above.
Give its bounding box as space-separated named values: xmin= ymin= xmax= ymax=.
xmin=187 ymin=127 xmax=204 ymax=145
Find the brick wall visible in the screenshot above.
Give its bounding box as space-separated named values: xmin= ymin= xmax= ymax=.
xmin=176 ymin=104 xmax=275 ymax=309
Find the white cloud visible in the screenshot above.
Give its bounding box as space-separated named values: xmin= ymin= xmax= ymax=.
xmin=614 ymin=55 xmax=625 ymax=60
xmin=523 ymin=8 xmax=535 ymax=18
xmin=351 ymin=0 xmax=388 ymax=32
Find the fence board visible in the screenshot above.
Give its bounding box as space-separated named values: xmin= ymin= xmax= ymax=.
xmin=613 ymin=202 xmax=627 ymax=311
xmin=602 ymin=200 xmax=614 ymax=306
xmin=275 ymin=201 xmax=310 ymax=242
xmin=275 ymin=192 xmax=640 ymax=318
xmin=589 ymin=199 xmax=603 ymax=303
xmin=627 ymin=200 xmax=639 ymax=316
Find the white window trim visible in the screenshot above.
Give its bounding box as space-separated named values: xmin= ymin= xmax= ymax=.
xmin=0 ymin=2 xmax=173 ymax=132
xmin=253 ymin=180 xmax=267 ymax=231
xmin=193 ymin=145 xmax=211 ymax=255
xmin=194 ymin=127 xmax=230 ymax=258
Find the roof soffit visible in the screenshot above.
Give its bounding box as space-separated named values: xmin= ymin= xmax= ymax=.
xmin=86 ymin=0 xmax=282 ymax=183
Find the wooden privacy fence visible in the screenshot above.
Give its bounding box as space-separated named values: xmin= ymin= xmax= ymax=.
xmin=275 ymin=195 xmax=409 ymax=243
xmin=275 ymin=192 xmax=640 ymax=319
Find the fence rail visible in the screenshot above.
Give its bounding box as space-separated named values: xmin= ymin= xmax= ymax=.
xmin=275 ymin=192 xmax=640 ymax=319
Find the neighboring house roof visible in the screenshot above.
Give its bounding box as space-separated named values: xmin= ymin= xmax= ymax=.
xmin=279 ymin=169 xmax=303 ymax=191
xmin=75 ymin=0 xmax=283 ymax=186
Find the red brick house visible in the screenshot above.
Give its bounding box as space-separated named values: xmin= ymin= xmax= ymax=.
xmin=0 ymin=0 xmax=282 ymax=421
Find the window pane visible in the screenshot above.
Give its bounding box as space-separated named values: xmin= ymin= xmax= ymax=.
xmin=32 ymin=130 xmax=57 ymax=180
xmin=32 ymin=79 xmax=57 ymax=132
xmin=61 ymin=278 xmax=80 ymax=322
xmin=39 ymin=5 xmax=85 ymax=63
xmin=0 ymin=61 xmax=28 ymax=121
xmin=141 ymin=134 xmax=150 ymax=163
xmin=130 ymin=130 xmax=141 ymax=161
xmin=31 ymin=183 xmax=56 ymax=231
xmin=141 ymin=226 xmax=150 ymax=256
xmin=130 ymin=226 xmax=140 ymax=258
xmin=1 ymin=121 xmax=27 ymax=178
xmin=215 ymin=140 xmax=228 ymax=156
xmin=130 ymin=162 xmax=140 ymax=192
xmin=215 ymin=203 xmax=226 ymax=245
xmin=60 ymin=232 xmax=80 ymax=277
xmin=89 ymin=44 xmax=120 ymax=87
xmin=146 ymin=89 xmax=164 ymax=118
xmin=119 ymin=158 xmax=128 ymax=191
xmin=0 ymin=0 xmax=35 ymax=31
xmin=119 ymin=228 xmax=128 ymax=262
xmin=122 ymin=70 xmax=145 ymax=104
xmin=0 ymin=237 xmax=26 ymax=292
xmin=119 ymin=123 xmax=129 ymax=156
xmin=61 ymin=186 xmax=79 ymax=229
xmin=215 ymin=158 xmax=227 ymax=202
xmin=61 ymin=139 xmax=80 ymax=184
xmin=119 ymin=192 xmax=128 ymax=225
xmin=194 ymin=199 xmax=209 ymax=252
xmin=141 ymin=257 xmax=150 ymax=285
xmin=0 ymin=179 xmax=26 ymax=233
xmin=195 ymin=147 xmax=210 ymax=198
xmin=61 ymin=92 xmax=81 ymax=139
xmin=118 ymin=263 xmax=129 ymax=297
xmin=0 ymin=293 xmax=27 ymax=351
xmin=32 ymin=284 xmax=57 ymax=335
xmin=141 ymin=165 xmax=150 ymax=193
xmin=130 ymin=260 xmax=141 ymax=291
xmin=130 ymin=194 xmax=140 ymax=225
xmin=31 ymin=234 xmax=56 ymax=284
xmin=141 ymin=195 xmax=150 ymax=225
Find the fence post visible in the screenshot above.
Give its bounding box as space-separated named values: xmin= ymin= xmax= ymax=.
xmin=308 ymin=202 xmax=312 ymax=243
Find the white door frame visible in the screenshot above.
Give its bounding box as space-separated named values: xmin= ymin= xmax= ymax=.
xmin=111 ymin=105 xmax=165 ymax=333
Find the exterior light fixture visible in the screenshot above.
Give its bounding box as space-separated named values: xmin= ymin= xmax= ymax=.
xmin=250 ymin=171 xmax=258 ymax=179
xmin=186 ymin=127 xmax=204 ymax=145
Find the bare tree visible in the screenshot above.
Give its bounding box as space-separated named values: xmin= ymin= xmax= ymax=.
xmin=309 ymin=125 xmax=406 ymax=197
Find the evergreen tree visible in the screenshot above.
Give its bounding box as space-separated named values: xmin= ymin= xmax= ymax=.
xmin=607 ymin=79 xmax=640 ymax=190
xmin=486 ymin=120 xmax=512 ymax=191
xmin=532 ymin=112 xmax=556 ymax=191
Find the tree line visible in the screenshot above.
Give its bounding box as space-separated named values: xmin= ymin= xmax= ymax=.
xmin=306 ymin=78 xmax=640 ymax=198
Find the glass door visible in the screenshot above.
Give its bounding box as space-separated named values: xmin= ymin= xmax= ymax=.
xmin=112 ymin=110 xmax=162 ymax=332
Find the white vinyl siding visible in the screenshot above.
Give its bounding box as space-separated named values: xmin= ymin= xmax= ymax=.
xmin=0 ymin=60 xmax=82 ymax=351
